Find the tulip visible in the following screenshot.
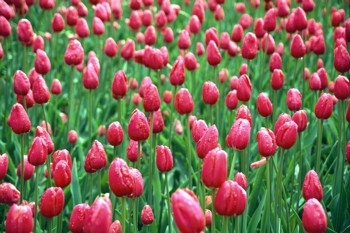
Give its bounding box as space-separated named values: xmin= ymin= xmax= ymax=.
xmin=128 ymin=168 xmax=144 ymax=199
xmin=196 ymin=125 xmax=219 ymax=159
xmin=231 ymin=24 xmax=244 ymax=42
xmin=84 ymin=195 xmax=112 ymax=233
xmin=302 ymin=170 xmax=323 ymax=201
xmin=127 ymin=109 xmax=150 ymax=141
xmin=143 ymin=47 xmax=165 ymax=70
xmin=107 ymin=122 xmax=124 ymax=147
xmin=0 ymin=154 xmax=8 ymax=180
xmin=206 ymin=40 xmax=222 ymax=66
xmin=0 ymin=16 xmax=11 ymax=37
xmin=92 ymin=17 xmax=104 ymax=35
xmin=52 ymin=13 xmax=65 ymax=32
xmin=286 ymin=88 xmax=302 ymax=111
xmin=141 ymin=205 xmax=154 ymax=225
xmin=7 ymin=103 xmax=31 ymax=134
xmin=196 ymin=42 xmax=205 ymax=56
xmin=317 ymin=68 xmax=328 ymax=90
xmin=51 ymin=78 xmax=62 ymax=95
xmin=121 ymin=39 xmax=135 ymax=60
xmin=234 ymin=172 xmax=248 ymax=190
xmin=144 ymin=26 xmax=157 ymax=46
xmin=175 ymin=88 xmax=194 ymax=115
xmin=237 ymin=74 xmax=252 ymax=102
xmin=202 ymin=148 xmax=227 ymax=188
xmin=68 ymin=130 xmax=78 ymax=144
xmin=290 ymin=34 xmax=306 ymax=59
xmin=28 ymin=137 xmax=48 ymax=166
xmin=178 ymin=30 xmax=191 ymax=50
xmin=112 ymin=70 xmax=128 ymax=101
xmin=84 ymin=140 xmax=107 ymax=173
xmin=128 ymin=11 xmax=141 ymax=31
xmin=275 ymin=121 xmax=298 ymax=149
xmin=256 ymin=93 xmax=273 ymax=117
xmin=242 ymin=32 xmax=258 ymax=60
xmin=0 ymin=183 xmax=20 ymax=205
xmin=292 ymin=110 xmax=308 ymax=132
xmin=109 ymin=158 xmax=133 ymax=197
xmin=6 ymin=203 xmax=33 ymax=233
xmin=191 ymin=120 xmax=208 ymax=143
xmin=109 ymin=220 xmax=122 ymax=233
xmin=314 ymin=93 xmax=333 ymax=120
xmin=236 ymin=105 xmax=252 ymax=126
xmin=256 ymin=128 xmax=276 ymax=157
xmin=294 ymin=7 xmax=307 ymax=31
xmin=155 ymin=11 xmax=167 ymax=28
xmin=270 ymin=69 xmax=284 ymax=90
xmin=189 ymin=15 xmax=201 ymax=34
xmin=334 ymin=75 xmax=349 ymax=100
xmin=202 ymin=81 xmax=219 ymax=105
xmin=17 ymin=155 xmax=35 ymax=180
xmin=184 ymin=52 xmax=197 ymax=71
xmin=205 ymin=209 xmax=212 ymax=226
xmin=17 ymin=19 xmax=34 ymax=46
xmin=127 ymin=140 xmax=142 ymax=163
xmin=83 ymin=63 xmax=99 ymax=90
xmin=75 ymin=18 xmax=90 ymax=38
xmin=171 ymin=189 xmax=205 ymax=233
xmin=269 ymin=52 xmax=282 ymax=72
xmin=156 ymin=145 xmax=173 ymax=172
xmin=143 ymin=84 xmax=160 ymax=112
xmin=263 ymin=8 xmax=276 ymax=32
xmin=227 ymin=118 xmax=251 ymax=150
xmin=302 ymin=198 xmax=327 ymax=233
xmin=13 ymin=70 xmax=30 ymax=96
xmin=239 ymin=13 xmax=253 ymax=29
xmin=40 ymin=187 xmax=65 ymax=218
xmin=163 ymin=27 xmax=174 ymax=43
xmin=104 ymin=37 xmax=118 ymax=58
xmin=64 ymin=39 xmax=84 ymax=66
xmin=69 ymin=203 xmax=90 ymax=233
xmin=169 ymin=59 xmax=186 ymax=86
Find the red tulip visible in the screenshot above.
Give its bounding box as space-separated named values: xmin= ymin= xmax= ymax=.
xmin=13 ymin=70 xmax=30 ymax=96
xmin=237 ymin=74 xmax=252 ymax=102
xmin=314 ymin=93 xmax=333 ymax=119
xmin=205 ymin=28 xmax=219 ymax=46
xmin=227 ymin=119 xmax=251 ymax=150
xmin=270 ymin=69 xmax=284 ymax=90
xmin=53 ymin=160 xmax=72 ymax=188
xmin=6 ymin=203 xmax=33 ymax=233
xmin=275 ymin=121 xmax=298 ymax=149
xmin=333 ymin=44 xmax=350 ymax=73
xmin=317 ymin=68 xmax=328 ymax=90
xmin=292 ymin=110 xmax=308 ymax=132
xmin=0 ymin=153 xmax=8 ymax=180
xmin=127 ymin=109 xmax=150 ymax=141
xmin=175 ymin=88 xmax=194 ymax=115
xmin=256 ymin=93 xmax=273 ymax=117
xmin=141 ymin=205 xmax=154 ymax=225
xmin=155 ymin=10 xmax=167 ymax=28
xmin=7 ymin=103 xmax=31 ymax=134
xmin=68 ymin=130 xmax=78 ymax=144
xmin=34 ymin=49 xmax=51 ymax=75
xmin=310 ymin=35 xmax=325 ymax=55
xmin=156 ymin=145 xmax=173 ymax=172
xmin=112 ymin=70 xmax=128 ymax=100
xmin=205 ymin=209 xmax=212 ymax=226
xmin=28 ymin=137 xmax=48 ymax=166
xmin=17 ymin=155 xmax=35 ymax=180
xmin=242 ymin=32 xmax=258 ymax=60
xmin=144 ymin=26 xmax=157 ymax=46
xmin=290 ymin=34 xmax=306 ymax=58
xmin=75 ymin=18 xmax=90 ymax=38
xmin=309 ymin=73 xmax=321 ymax=91
xmin=33 ymin=77 xmax=50 ymax=104
xmin=302 ymin=198 xmax=327 ymax=233
xmin=334 ymin=75 xmax=350 ymax=100
xmin=234 ymin=172 xmax=248 ymax=190
xmin=171 ymin=189 xmax=205 ymax=233
xmin=239 ymin=13 xmax=253 ymax=29
xmin=294 ymin=7 xmax=307 ymax=31
xmin=184 ymin=52 xmax=198 ymax=71
xmin=109 ymin=220 xmax=122 ymax=233
xmin=236 ymin=105 xmax=252 ymax=126
xmin=286 ymin=88 xmax=302 ymax=111
xmin=226 ymin=90 xmax=238 ymax=110
xmin=77 ymin=2 xmax=88 ymax=17
xmin=83 ymin=63 xmax=99 ymax=90
xmin=52 ymin=149 xmax=72 ymax=170
xmin=170 ymin=59 xmax=186 ymax=86
xmin=143 ymin=84 xmax=160 ymax=112
xmin=163 ymin=27 xmax=174 ymax=43
xmin=253 ymin=18 xmax=265 ymax=39
xmin=40 ymin=187 xmax=64 ymax=218
xmin=219 ymin=68 xmax=228 ymax=83
xmin=150 ymin=110 xmax=164 ymax=134
xmin=0 ymin=183 xmax=20 ymax=205
xmin=109 ymin=158 xmax=134 ymax=197
xmin=178 ymin=30 xmax=191 ymax=50
xmin=191 ymin=120 xmax=208 ymax=143
xmin=189 ymin=15 xmax=201 ymax=34
xmin=143 ymin=47 xmax=165 ymax=70
xmin=196 ymin=42 xmax=205 ymax=56
xmin=0 ymin=16 xmax=11 ymax=37
xmin=69 ymin=203 xmax=90 ymax=233
xmin=263 ymin=8 xmax=276 ymax=32
xmin=32 ymin=35 xmax=44 ymax=53
xmin=52 ymin=13 xmax=65 ymax=32
xmin=127 ymin=140 xmax=142 ymax=162
xmin=84 ymin=195 xmax=112 ymax=233
xmin=92 ymin=17 xmax=105 ymax=35
xmin=302 ymin=170 xmax=323 ymax=201
xmin=206 ymin=40 xmax=222 ymax=66
xmin=196 ymin=125 xmax=219 ymax=159
xmin=84 ymin=140 xmax=107 ymax=173
xmin=202 ymin=148 xmax=227 ymax=188
xmin=121 ymin=39 xmax=135 ymax=60
xmin=107 ymin=122 xmax=124 ymax=146
xmin=51 ymin=78 xmax=62 ymax=95
xmin=64 ymin=39 xmax=84 ymax=66
xmin=128 ymin=11 xmax=141 ymax=31
xmin=214 ymin=180 xmax=247 ymax=216
xmin=202 ymin=81 xmax=219 ymax=105
xmin=269 ymin=52 xmax=282 ymax=72
xmin=256 ymin=127 xmax=276 ymax=157
xmin=17 ymin=19 xmax=34 ymax=46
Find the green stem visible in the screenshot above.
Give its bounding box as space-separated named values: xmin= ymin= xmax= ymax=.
xmin=235 ymin=216 xmax=240 ymax=233
xmin=148 ymin=113 xmax=154 ymax=206
xmin=297 ymin=133 xmax=303 ymax=213
xmin=228 ymin=149 xmax=236 ymax=179
xmin=198 ymin=161 xmax=204 ymax=211
xmin=68 ymin=66 xmax=74 ymax=132
xmin=266 ymin=158 xmax=271 ymax=233
xmin=292 ymin=58 xmax=299 ymax=88
xmin=273 ymin=90 xmax=277 ymax=122
xmin=211 ymin=189 xmax=216 ymax=233
xmin=41 ymin=104 xmax=52 ymax=187
xmin=57 ymin=211 xmax=62 ymax=233
xmin=20 ymin=134 xmax=25 ymax=203
xmin=89 ymin=90 xmax=93 ymax=145
xmin=121 ymin=197 xmax=126 ymax=233
xmin=47 ymin=218 xmax=52 ymax=233
xmin=133 ymin=199 xmax=137 ymax=233
xmin=223 ymin=216 xmax=229 ymax=233
xmin=89 ymin=173 xmax=93 ymax=204
xmin=187 ymin=115 xmax=192 ymax=188
xmin=23 ymin=45 xmax=27 ymax=73
xmin=98 ymin=169 xmax=101 ymax=195
xmin=277 ymin=149 xmax=285 ymax=226
xmin=165 ymin=172 xmax=172 ymax=233
xmin=34 ymin=166 xmax=39 ymax=232
xmin=137 ymin=141 xmax=141 ymax=172
xmin=118 ymin=99 xmax=122 ymax=124
xmin=241 ymin=149 xmax=247 ymax=175
xmin=316 ymin=119 xmax=323 ymax=173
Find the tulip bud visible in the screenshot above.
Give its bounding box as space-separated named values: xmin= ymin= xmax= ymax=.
xmin=227 ymin=119 xmax=251 ymax=150
xmin=294 ymin=7 xmax=307 ymax=31
xmin=163 ymin=90 xmax=173 ymax=104
xmin=33 ymin=77 xmax=50 ymax=104
xmin=64 ymin=39 xmax=84 ymax=66
xmin=234 ymin=172 xmax=248 ymax=190
xmin=83 ymin=63 xmax=99 ymax=90
xmin=314 ymin=93 xmax=333 ymax=119
xmin=127 ymin=140 xmax=142 ymax=162
xmin=13 ymin=70 xmax=30 ymax=96
xmin=0 ymin=183 xmax=20 ymax=205
xmin=34 ymin=49 xmax=51 ymax=75
xmin=112 ymin=70 xmax=128 ymax=100
xmin=109 ymin=220 xmax=122 ymax=233
xmin=231 ymin=24 xmax=244 ymax=43
xmin=263 ymin=8 xmax=276 ymax=32
xmin=177 ymin=30 xmax=191 ymax=50
xmin=156 ymin=145 xmax=173 ymax=172
xmin=143 ymin=47 xmax=165 ymax=70
xmin=150 ymin=110 xmax=164 ymax=134
xmin=202 ymin=81 xmax=219 ymax=105
xmin=292 ymin=110 xmax=308 ymax=132
xmin=141 ymin=205 xmax=154 ymax=225
xmin=92 ymin=17 xmax=105 ymax=35
xmin=40 ymin=187 xmax=65 ymax=218
xmin=256 ymin=93 xmax=273 ymax=117
xmin=0 ymin=154 xmax=8 ymax=180
xmin=333 ymin=45 xmax=350 ymax=74
xmin=127 ymin=109 xmax=150 ymax=141
xmin=242 ymin=32 xmax=258 ymax=60
xmin=109 ymin=158 xmax=134 ymax=196
xmin=237 ymin=74 xmax=252 ymax=102
xmin=53 ymin=160 xmax=72 ymax=188
xmin=175 ymin=88 xmax=194 ymax=115
xmin=84 ymin=195 xmax=112 ymax=233
xmin=191 ymin=120 xmax=208 ymax=143
xmin=302 ymin=170 xmax=323 ymax=201
xmin=107 ymin=122 xmax=124 ymax=147
xmin=239 ymin=13 xmax=253 ymax=29
xmin=52 ymin=150 xmax=73 ymax=173
xmin=196 ymin=42 xmax=205 ymax=56
xmin=270 ymin=69 xmax=284 ymax=90
xmin=302 ymin=198 xmax=327 ymax=233
xmin=6 ymin=203 xmax=33 ymax=233
xmin=206 ymin=40 xmax=222 ymax=66
xmin=75 ymin=18 xmax=90 ymax=38
xmin=144 ymin=26 xmax=157 ymax=46
xmin=202 ymin=148 xmax=227 ymax=188
xmin=0 ymin=16 xmax=12 ymax=37
xmin=205 ymin=209 xmax=212 ymax=226
xmin=171 ymin=189 xmax=205 ymax=233
xmin=33 ymin=35 xmax=45 ymax=53
xmin=317 ymin=68 xmax=328 ymax=90
xmin=196 ymin=125 xmax=219 ymax=159
xmin=226 ymin=90 xmax=238 ymax=110
xmin=7 ymin=103 xmax=31 ymax=134
xmin=236 ymin=105 xmax=252 ymax=127
xmin=77 ymin=2 xmax=88 ymax=17
xmin=121 ymin=39 xmax=134 ymax=60
xmin=290 ymin=34 xmax=306 ymax=59
xmin=52 ymin=13 xmax=65 ymax=32
xmin=68 ymin=130 xmax=78 ymax=144
xmin=69 ymin=203 xmax=90 ymax=233
xmin=50 ymin=78 xmax=62 ymax=95
xmin=184 ymin=52 xmax=198 ymax=71
xmin=214 ymin=181 xmax=247 ymax=216
xmin=84 ymin=140 xmax=107 ymax=173
xmin=17 ymin=19 xmax=34 ymax=46
xmin=256 ymin=127 xmax=276 ymax=157
xmin=128 ymin=11 xmax=141 ymax=31
xmin=269 ymin=52 xmax=282 ymax=72
xmin=275 ymin=121 xmax=298 ymax=149
xmin=28 ymin=137 xmax=48 ymax=166
xmin=143 ymin=84 xmax=160 ymax=112
xmin=163 ymin=27 xmax=174 ymax=43
xmin=286 ymin=88 xmax=302 ymax=111
xmin=169 ymin=59 xmax=186 ymax=86
xmin=334 ymin=75 xmax=350 ymax=100
xmin=189 ymin=15 xmax=201 ymax=34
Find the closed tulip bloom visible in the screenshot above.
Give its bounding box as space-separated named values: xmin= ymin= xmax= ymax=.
xmin=275 ymin=121 xmax=298 ymax=149
xmin=163 ymin=27 xmax=174 ymax=43
xmin=17 ymin=91 xmax=34 ymax=109
xmin=256 ymin=93 xmax=273 ymax=117
xmin=334 ymin=45 xmax=350 ymax=73
xmin=302 ymin=198 xmax=327 ymax=233
xmin=28 ymin=137 xmax=48 ymax=166
xmin=53 ymin=160 xmax=72 ymax=188
xmin=141 ymin=205 xmax=154 ymax=225
xmin=302 ymin=170 xmax=323 ymax=201
xmin=112 ymin=70 xmax=128 ymax=100
xmin=83 ymin=63 xmax=99 ymax=90
xmin=226 ymin=90 xmax=238 ymax=110
xmin=263 ymin=8 xmax=276 ymax=32
xmin=206 ymin=40 xmax=222 ymax=66
xmin=51 ymin=78 xmax=62 ymax=95
xmin=6 ymin=203 xmax=33 ymax=233
xmin=205 ymin=28 xmax=219 ymax=46
xmin=171 ymin=189 xmax=205 ymax=233
xmin=35 ymin=126 xmax=54 ymax=153
xmin=196 ymin=42 xmax=205 ymax=56
xmin=104 ymin=37 xmax=118 ymax=58
xmin=231 ymin=24 xmax=244 ymax=42
xmin=17 ymin=19 xmax=34 ymax=46
xmin=178 ymin=30 xmax=191 ymax=50
xmin=317 ymin=68 xmax=328 ymax=90
xmin=189 ymin=15 xmax=201 ymax=34
xmin=0 ymin=183 xmax=20 ymax=205
xmin=294 ymin=7 xmax=307 ymax=31
xmin=52 ymin=150 xmax=72 ymax=173
xmin=242 ymin=33 xmax=258 ymax=60
xmin=154 ymin=10 xmax=167 ymax=28
xmin=84 ymin=196 xmax=112 ymax=233
xmin=150 ymin=110 xmax=164 ymax=134
xmin=75 ymin=18 xmax=90 ymax=38
xmin=202 ymin=81 xmax=219 ymax=105
xmin=269 ymin=52 xmax=282 ymax=72
xmin=239 ymin=13 xmax=253 ymax=29
xmin=219 ymin=32 xmax=230 ymax=50
xmin=33 ymin=36 xmax=45 ymax=53
xmin=0 ymin=16 xmax=12 ymax=37
xmin=139 ymin=76 xmax=152 ymax=98
xmin=310 ymin=35 xmax=325 ymax=55
xmin=234 ymin=172 xmax=248 ymax=190
xmin=270 ymin=69 xmax=284 ymax=90
xmin=214 ymin=180 xmax=247 ymax=216
xmin=256 ymin=127 xmax=276 ymax=157
xmin=184 ymin=52 xmax=197 ymax=71
xmin=205 ymin=209 xmax=212 ymax=226
xmin=253 ymin=18 xmax=265 ymax=39
xmin=286 ymin=88 xmax=302 ymax=111
xmin=202 ymin=148 xmax=227 ymax=188
xmin=69 ymin=203 xmax=90 ymax=233
xmin=309 ymin=73 xmax=321 ymax=91
xmin=128 ymin=168 xmax=144 ymax=198
xmin=175 ymin=88 xmax=194 ymax=115
xmin=13 ymin=70 xmax=30 ymax=96
xmin=128 ymin=11 xmax=141 ymax=31
xmin=68 ymin=130 xmax=78 ymax=144
xmin=109 ymin=158 xmax=134 ymax=196
xmin=33 ymin=77 xmax=50 ymax=104
xmin=292 ymin=110 xmax=308 ymax=132
xmin=17 ymin=155 xmax=35 ymax=180
xmin=107 ymin=122 xmax=124 ymax=146
xmin=143 ymin=47 xmax=165 ymax=70
xmin=35 ymin=49 xmax=51 ymax=75
xmin=236 ymin=105 xmax=252 ymax=126
xmin=144 ymin=26 xmax=157 ymax=46
xmin=227 ymin=119 xmax=251 ymax=150
xmin=169 ymin=59 xmax=186 ymax=86
xmin=109 ymin=220 xmax=122 ymax=233
xmin=40 ymin=187 xmax=64 ymax=218
xmin=64 ymin=39 xmax=84 ymax=66
xmin=127 ymin=140 xmax=142 ymax=162
xmin=237 ymin=74 xmax=252 ymax=102
xmin=0 ymin=154 xmax=8 ymax=180
xmin=92 ymin=17 xmax=105 ymax=35
xmin=156 ymin=145 xmax=173 ymax=172
xmin=302 ymin=0 xmax=314 ymax=12
xmin=128 ymin=109 xmax=150 ymax=141
xmin=290 ymin=34 xmax=306 ymax=58
xmin=314 ymin=93 xmax=333 ymax=119
xmin=39 ymin=0 xmax=55 ymax=9
xmin=334 ymin=75 xmax=350 ymax=100
xmin=7 ymin=103 xmax=31 ymax=134
xmin=191 ymin=120 xmax=208 ymax=143
xmin=274 ymin=113 xmax=292 ymax=135
xmin=163 ymin=90 xmax=173 ymax=104
xmin=196 ymin=125 xmax=219 ymax=159
xmin=84 ymin=140 xmax=107 ymax=173
xmin=77 ymin=2 xmax=88 ymax=17
xmin=143 ymin=84 xmax=160 ymax=112
xmin=52 ymin=13 xmax=65 ymax=32
xmin=121 ymin=39 xmax=135 ymax=60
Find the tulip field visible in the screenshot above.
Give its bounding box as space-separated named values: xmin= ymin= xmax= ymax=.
xmin=1 ymin=0 xmax=350 ymax=232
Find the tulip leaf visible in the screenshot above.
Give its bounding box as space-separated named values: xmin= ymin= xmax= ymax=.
xmin=71 ymin=158 xmax=82 ymax=206
xmin=247 ymin=192 xmax=265 ymax=233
